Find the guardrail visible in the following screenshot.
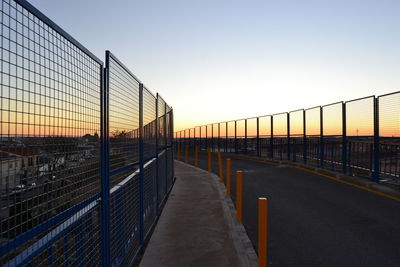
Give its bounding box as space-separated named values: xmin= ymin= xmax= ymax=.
xmin=0 ymin=0 xmax=174 ymax=266
xmin=175 ymin=92 xmax=399 ymax=186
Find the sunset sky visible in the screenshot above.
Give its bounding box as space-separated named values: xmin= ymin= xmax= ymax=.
xmin=30 ymin=0 xmax=400 ymax=133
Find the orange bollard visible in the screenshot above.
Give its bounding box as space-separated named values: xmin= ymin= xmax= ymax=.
xmin=185 ymin=144 xmax=189 ymax=163
xmin=207 ymin=148 xmax=212 ymax=172
xmin=258 ymin=198 xmax=268 ymax=267
xmin=177 ymin=143 xmax=181 ymax=161
xmin=236 ymin=171 xmax=243 ymax=221
xmin=218 ymin=152 xmax=224 ymax=181
xmin=194 ymin=147 xmax=199 ymax=167
xmin=226 ymin=158 xmax=231 ymax=196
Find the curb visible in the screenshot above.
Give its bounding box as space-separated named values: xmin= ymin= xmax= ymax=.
xmin=175 ymin=161 xmax=258 ymax=267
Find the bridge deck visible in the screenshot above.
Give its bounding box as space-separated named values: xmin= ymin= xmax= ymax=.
xmin=190 ymin=152 xmax=400 ymax=266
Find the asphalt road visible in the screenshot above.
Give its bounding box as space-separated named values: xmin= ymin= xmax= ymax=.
xmin=181 ymin=152 xmax=400 ymax=267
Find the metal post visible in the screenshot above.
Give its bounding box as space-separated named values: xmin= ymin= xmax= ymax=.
xmin=235 ymin=121 xmax=238 ymax=154
xmin=373 ymin=97 xmax=380 ymax=181
xmin=226 ymin=122 xmax=228 ymax=153
xmin=101 ymin=63 xmax=111 ymax=267
xmin=342 ymin=103 xmax=347 ymax=174
xmin=138 ymin=84 xmax=145 ymax=253
xmin=211 ymin=124 xmax=214 ymax=151
xmin=287 ymin=113 xmax=290 ymax=160
xmin=270 ymin=116 xmax=274 ymax=159
xmin=164 ymin=103 xmax=168 ymax=194
xmin=320 ymin=107 xmax=324 ymax=168
xmin=245 ymin=119 xmax=248 ymax=154
xmin=218 ymin=123 xmax=221 ymax=152
xmin=303 ymin=110 xmax=307 ymax=164
xmin=155 ymin=94 xmax=159 ymax=214
xmin=257 ymin=117 xmax=260 ymax=157
xmin=205 ymin=125 xmax=208 ymax=149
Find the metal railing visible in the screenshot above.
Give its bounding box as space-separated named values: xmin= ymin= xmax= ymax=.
xmin=176 ymin=92 xmax=400 ymax=186
xmin=0 ymin=0 xmax=174 ymax=266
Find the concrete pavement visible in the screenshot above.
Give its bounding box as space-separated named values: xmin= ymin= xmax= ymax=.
xmin=140 ymin=161 xmax=257 ymax=267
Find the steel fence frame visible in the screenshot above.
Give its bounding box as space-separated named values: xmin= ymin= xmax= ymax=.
xmin=176 ymin=92 xmax=400 ymax=186
xmin=0 ymin=1 xmax=174 ymax=266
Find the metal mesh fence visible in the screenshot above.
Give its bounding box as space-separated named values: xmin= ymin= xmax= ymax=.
xmin=0 ymin=0 xmax=103 ymax=265
xmin=378 ymin=92 xmax=400 ymax=183
xmin=176 ymin=92 xmax=400 ymax=186
xmin=0 ymin=1 xmax=174 ymax=265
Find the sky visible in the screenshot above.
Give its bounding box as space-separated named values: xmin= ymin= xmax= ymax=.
xmin=29 ymin=0 xmax=400 ymax=132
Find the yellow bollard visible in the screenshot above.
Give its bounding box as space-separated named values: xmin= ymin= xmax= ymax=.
xmin=185 ymin=144 xmax=189 ymax=163
xmin=177 ymin=143 xmax=181 ymax=161
xmin=218 ymin=152 xmax=224 ymax=181
xmin=194 ymin=147 xmax=199 ymax=168
xmin=236 ymin=171 xmax=243 ymax=221
xmin=258 ymin=198 xmax=268 ymax=267
xmin=207 ymin=148 xmax=212 ymax=172
xmin=226 ymin=158 xmax=231 ymax=196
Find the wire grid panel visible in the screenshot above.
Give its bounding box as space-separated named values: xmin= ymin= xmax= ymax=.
xmin=143 ymin=87 xmax=156 ymax=160
xmin=305 ymin=107 xmax=321 ymax=166
xmin=378 ymin=92 xmax=400 ymax=182
xmin=0 ymin=0 xmax=102 ymax=265
xmin=219 ymin=122 xmax=226 ymax=152
xmin=157 ymin=96 xmax=166 ymax=148
xmin=143 ymin=158 xmax=157 ymax=237
xmin=379 ymin=92 xmax=400 ymax=138
xmin=247 ymin=118 xmax=257 ymax=137
xmin=259 ymin=116 xmax=271 ymax=157
xmin=272 ymin=113 xmax=287 ymax=137
xmin=166 ymin=147 xmax=173 ymax=192
xmin=157 ymin=150 xmax=166 ymax=205
xmin=109 ymin=171 xmax=140 ymax=266
xmin=212 ymin=123 xmax=218 ymax=150
xmin=227 ymin=121 xmax=235 ymax=152
xmin=305 ymin=107 xmax=320 ymax=136
xmin=322 ymin=103 xmax=342 ymax=136
xmin=289 ymin=110 xmax=304 ymax=137
xmin=200 ymin=125 xmax=206 ymax=149
xmin=166 ymin=108 xmax=172 ymax=146
xmin=346 ymin=97 xmax=374 ymax=137
xmin=321 ymin=103 xmax=343 ymax=171
xmin=108 ymin=55 xmax=139 ymax=184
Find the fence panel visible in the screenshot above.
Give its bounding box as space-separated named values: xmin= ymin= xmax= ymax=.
xmin=0 ymin=0 xmax=102 ymax=265
xmin=346 ymin=97 xmax=374 ymax=177
xmin=219 ymin=122 xmax=226 ymax=152
xmin=378 ymin=92 xmax=400 ymax=184
xmin=212 ymin=123 xmax=218 ymax=151
xmin=289 ymin=110 xmax=304 ymax=162
xmin=305 ymin=107 xmax=321 ymax=166
xmin=272 ymin=113 xmax=288 ymax=160
xmin=322 ymin=102 xmax=343 ymax=171
xmin=227 ymin=121 xmax=235 ymax=153
xmin=259 ymin=116 xmax=271 ymax=158
xmin=107 ymin=52 xmax=141 ymax=265
xmin=236 ymin=119 xmax=246 ymax=154
xmin=247 ymin=118 xmax=257 ymax=156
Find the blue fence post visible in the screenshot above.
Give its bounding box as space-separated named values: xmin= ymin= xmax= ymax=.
xmin=287 ymin=113 xmax=291 ymax=160
xmin=226 ymin=122 xmax=228 ymax=152
xmin=373 ymin=97 xmax=380 ymax=182
xmin=164 ymin=104 xmax=168 ymax=195
xmin=320 ymin=107 xmax=324 ymax=168
xmin=257 ymin=117 xmax=260 ymax=157
xmin=245 ymin=119 xmax=248 ymax=154
xmin=155 ymin=94 xmax=159 ymax=215
xmin=270 ymin=116 xmax=274 ymax=159
xmin=101 ymin=56 xmax=111 ymax=267
xmin=235 ymin=121 xmax=238 ymax=154
xmin=139 ymin=83 xmax=145 ymax=253
xmin=342 ymin=103 xmax=347 ymax=174
xmin=303 ymin=110 xmax=307 ymax=164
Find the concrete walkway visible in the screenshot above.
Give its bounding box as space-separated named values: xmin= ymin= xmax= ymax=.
xmin=140 ymin=161 xmax=256 ymax=267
